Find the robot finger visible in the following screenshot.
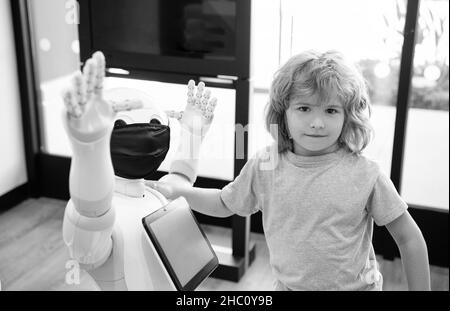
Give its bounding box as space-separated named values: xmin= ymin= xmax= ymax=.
xmin=187 ymin=79 xmax=195 ymax=91
xmin=207 ymin=97 xmax=217 ymax=111
xmin=187 ymin=96 xmax=195 ymax=106
xmin=92 ymin=51 xmax=105 ymax=98
xmin=111 ymin=99 xmax=144 ymax=112
xmin=199 ymin=89 xmax=210 ymax=108
xmin=199 ymin=96 xmax=208 ymax=113
xmin=72 ymin=71 xmax=86 ymax=107
xmin=203 ymin=97 xmax=217 ymax=120
xmin=62 ymin=88 xmax=74 ymax=114
xmin=187 ymin=80 xmax=195 ymax=105
xmin=195 ymin=81 xmax=205 ymax=99
xmin=83 ymin=58 xmax=97 ymax=101
xmin=63 ymin=87 xmax=83 ymax=119
xmin=194 ymin=96 xmax=202 ymax=109
xmin=202 ymin=89 xmax=211 ymax=100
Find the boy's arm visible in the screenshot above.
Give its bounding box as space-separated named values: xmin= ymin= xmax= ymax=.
xmin=385 ymin=210 xmax=431 ymax=290
xmin=147 ymin=180 xmax=234 ymax=218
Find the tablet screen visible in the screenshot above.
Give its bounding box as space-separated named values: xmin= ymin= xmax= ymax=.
xmin=142 ymin=197 xmax=218 ymax=290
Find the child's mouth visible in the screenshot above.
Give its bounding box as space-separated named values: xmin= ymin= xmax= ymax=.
xmin=305 ymin=134 xmax=327 ymax=138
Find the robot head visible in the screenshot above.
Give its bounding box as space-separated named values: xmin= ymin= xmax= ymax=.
xmin=104 ymin=88 xmax=171 ymax=180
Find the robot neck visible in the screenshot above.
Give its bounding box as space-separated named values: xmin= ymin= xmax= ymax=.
xmin=114 ymin=176 xmax=146 ymax=198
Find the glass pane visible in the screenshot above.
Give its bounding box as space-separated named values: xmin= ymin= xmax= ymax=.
xmin=251 ymin=0 xmax=280 ymax=89
xmin=265 ymin=0 xmax=408 ymax=177
xmin=0 ymin=1 xmax=28 ymax=196
xmin=28 ymin=0 xmax=80 ymax=154
xmin=247 ymin=0 xmax=281 ymax=157
xmin=401 ymin=0 xmax=449 ymax=210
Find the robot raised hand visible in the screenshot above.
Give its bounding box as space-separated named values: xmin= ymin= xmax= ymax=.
xmin=62 ymin=51 xmax=143 ymax=143
xmin=166 ymin=80 xmax=217 ymax=137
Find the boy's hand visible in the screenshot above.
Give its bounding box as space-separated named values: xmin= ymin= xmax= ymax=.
xmin=165 ymin=80 xmax=217 ymax=137
xmin=145 ymin=180 xmax=188 ymax=201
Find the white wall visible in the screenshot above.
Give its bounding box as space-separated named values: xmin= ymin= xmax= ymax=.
xmin=0 ymin=0 xmax=28 ymax=197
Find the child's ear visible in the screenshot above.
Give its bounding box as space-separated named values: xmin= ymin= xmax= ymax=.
xmin=359 ymin=98 xmax=368 ymax=110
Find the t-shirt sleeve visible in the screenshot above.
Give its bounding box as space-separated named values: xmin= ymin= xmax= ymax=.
xmin=220 ymin=157 xmax=260 ymax=217
xmin=366 ymin=171 xmax=408 ymax=226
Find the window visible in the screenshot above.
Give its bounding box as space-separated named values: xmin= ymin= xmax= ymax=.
xmin=401 ymin=0 xmax=449 ymax=210
xmin=250 ymin=0 xmax=408 ymax=179
xmin=29 ymin=0 xmax=448 ymax=210
xmin=250 ymin=0 xmax=448 ymax=211
xmin=28 ymin=0 xmax=80 ymax=155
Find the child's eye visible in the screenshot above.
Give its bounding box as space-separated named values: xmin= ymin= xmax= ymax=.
xmin=326 ymin=108 xmax=339 ymax=114
xmin=297 ymin=106 xmax=310 ymax=112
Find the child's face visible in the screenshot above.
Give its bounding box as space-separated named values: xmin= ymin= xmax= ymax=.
xmin=286 ymin=93 xmax=345 ymax=156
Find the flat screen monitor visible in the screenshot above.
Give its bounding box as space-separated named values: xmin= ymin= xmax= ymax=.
xmin=78 ymin=0 xmax=251 ymax=78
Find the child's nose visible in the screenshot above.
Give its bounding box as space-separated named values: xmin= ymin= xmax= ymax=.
xmin=310 ymin=117 xmax=325 ymax=129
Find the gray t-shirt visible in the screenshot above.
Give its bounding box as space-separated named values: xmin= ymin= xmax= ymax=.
xmin=221 ymin=147 xmax=408 ymax=290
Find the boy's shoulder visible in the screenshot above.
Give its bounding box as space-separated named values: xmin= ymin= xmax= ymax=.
xmin=249 ymin=144 xmax=277 ymax=162
xmin=343 ymin=151 xmax=383 ymax=178
xmin=246 ymin=144 xmax=282 ymax=173
xmin=253 ymin=144 xmax=274 ymax=157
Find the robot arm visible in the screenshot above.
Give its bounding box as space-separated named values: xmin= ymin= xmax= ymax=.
xmin=62 ymin=52 xmax=217 ymax=288
xmin=161 ymin=80 xmax=217 ymax=186
xmin=61 ymin=52 xmax=141 ymax=269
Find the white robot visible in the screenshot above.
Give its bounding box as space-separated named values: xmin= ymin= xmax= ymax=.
xmin=61 ymin=51 xmax=218 ymax=290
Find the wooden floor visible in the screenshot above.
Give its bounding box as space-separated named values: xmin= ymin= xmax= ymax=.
xmin=0 ymin=198 xmax=448 ymax=291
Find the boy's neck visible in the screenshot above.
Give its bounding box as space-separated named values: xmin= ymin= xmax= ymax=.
xmin=292 ymin=142 xmax=340 ymax=156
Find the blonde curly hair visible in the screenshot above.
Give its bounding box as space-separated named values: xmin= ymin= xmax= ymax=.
xmin=265 ymin=50 xmax=373 ymax=154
